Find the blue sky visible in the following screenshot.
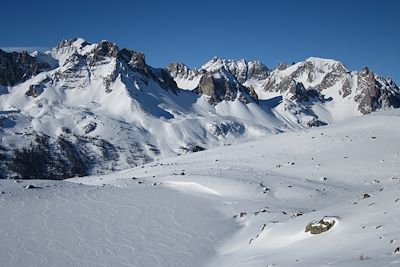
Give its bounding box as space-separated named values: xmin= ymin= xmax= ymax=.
xmin=2 ymin=0 xmax=399 ymax=82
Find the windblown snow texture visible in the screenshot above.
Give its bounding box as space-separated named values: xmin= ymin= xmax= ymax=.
xmin=1 ymin=110 xmax=399 ymax=266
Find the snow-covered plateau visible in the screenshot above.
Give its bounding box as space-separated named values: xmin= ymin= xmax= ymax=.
xmin=0 ymin=109 xmax=400 ymax=266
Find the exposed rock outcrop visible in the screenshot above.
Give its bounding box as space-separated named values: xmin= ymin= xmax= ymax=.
xmin=167 ymin=62 xmax=199 ymax=81
xmin=355 ymin=67 xmax=400 ymax=114
xmin=287 ymin=81 xmax=325 ymax=103
xmin=200 ymin=57 xmax=269 ymax=83
xmin=0 ymin=49 xmax=52 ymax=86
xmin=305 ymin=217 xmax=337 ymax=234
xmin=196 ymin=74 xmax=257 ymax=104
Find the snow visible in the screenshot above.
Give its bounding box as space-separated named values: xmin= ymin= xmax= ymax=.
xmin=1 ymin=110 xmax=400 ymax=266
xmin=165 ymin=181 xmax=220 ymax=196
xmin=173 ymin=76 xmax=202 ymax=90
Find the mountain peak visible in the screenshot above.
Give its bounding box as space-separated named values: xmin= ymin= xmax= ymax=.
xmin=198 ymin=57 xmax=269 ymax=84
xmin=200 ymin=57 xmax=224 ymax=72
xmin=56 ymin=37 xmax=90 ymax=50
xmin=303 ymin=57 xmax=348 ymax=71
xmin=93 ymin=40 xmax=119 ymax=58
xmin=305 ymin=56 xmax=340 ymax=64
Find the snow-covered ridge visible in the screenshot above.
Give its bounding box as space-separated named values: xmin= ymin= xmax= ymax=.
xmin=168 ymin=54 xmax=399 ymax=117
xmin=168 ymin=57 xmax=269 ymax=90
xmin=0 ymin=38 xmax=399 ymax=180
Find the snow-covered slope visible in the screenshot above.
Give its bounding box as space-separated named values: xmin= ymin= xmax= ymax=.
xmin=0 ymin=38 xmax=399 ymax=180
xmin=0 ymin=39 xmax=286 ymax=179
xmin=1 ymin=110 xmax=399 ymax=266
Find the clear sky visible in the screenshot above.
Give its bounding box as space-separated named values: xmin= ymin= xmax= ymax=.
xmin=1 ymin=0 xmax=399 ymax=82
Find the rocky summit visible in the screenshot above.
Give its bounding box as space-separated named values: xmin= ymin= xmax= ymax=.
xmin=0 ymin=38 xmax=399 ymax=180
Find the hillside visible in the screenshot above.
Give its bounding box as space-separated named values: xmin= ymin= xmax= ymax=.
xmin=0 ymin=110 xmax=399 ymax=266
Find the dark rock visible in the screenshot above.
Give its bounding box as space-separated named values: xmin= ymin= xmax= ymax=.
xmin=178 ymin=144 xmax=205 ymax=154
xmin=93 ymin=41 xmax=119 ymax=60
xmin=117 ymin=48 xmax=149 ymax=74
xmin=355 ymin=67 xmax=400 ymax=114
xmin=306 ymin=117 xmax=321 ymax=127
xmin=83 ymin=122 xmax=97 ymax=134
xmin=247 ymin=85 xmax=258 ymax=102
xmin=196 ymin=74 xmax=257 ymax=104
xmin=150 ymin=68 xmax=179 ymax=93
xmin=0 ymin=49 xmax=52 ymax=86
xmin=287 ymin=82 xmax=325 ymax=103
xmin=25 ymin=84 xmax=44 ymax=98
xmin=166 ymin=62 xmax=199 ymax=81
xmin=305 ymin=217 xmax=336 ymax=234
xmin=62 ymin=127 xmax=71 ymax=134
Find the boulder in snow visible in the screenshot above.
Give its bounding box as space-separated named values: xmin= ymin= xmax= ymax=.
xmin=305 ymin=216 xmax=337 ymax=234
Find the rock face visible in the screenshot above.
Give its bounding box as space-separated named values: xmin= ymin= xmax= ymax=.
xmin=200 ymin=57 xmax=269 ymax=83
xmin=168 ymin=58 xmax=263 ymax=104
xmin=117 ymin=48 xmax=149 ymax=74
xmin=93 ymin=41 xmax=119 ymax=59
xmin=0 ymin=49 xmax=52 ymax=86
xmin=25 ymin=84 xmax=45 ymax=98
xmin=196 ymin=73 xmax=257 ymax=104
xmin=167 ymin=62 xmax=199 ymax=81
xmin=286 ymin=81 xmax=325 ymax=103
xmin=355 ymin=67 xmax=400 ymax=114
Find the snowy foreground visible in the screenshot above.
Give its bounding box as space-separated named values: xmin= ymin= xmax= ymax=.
xmin=1 ymin=110 xmax=400 ymax=267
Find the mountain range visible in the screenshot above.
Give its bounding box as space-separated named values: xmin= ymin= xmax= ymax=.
xmin=0 ymin=38 xmax=399 ymax=179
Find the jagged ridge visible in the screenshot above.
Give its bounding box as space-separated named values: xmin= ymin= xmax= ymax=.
xmin=0 ymin=38 xmax=399 ymax=180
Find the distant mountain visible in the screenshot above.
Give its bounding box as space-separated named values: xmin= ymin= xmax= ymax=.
xmin=0 ymin=38 xmax=399 ymax=179
xmin=261 ymin=57 xmax=400 ymax=115
xmin=168 ymin=57 xmax=400 ymax=119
